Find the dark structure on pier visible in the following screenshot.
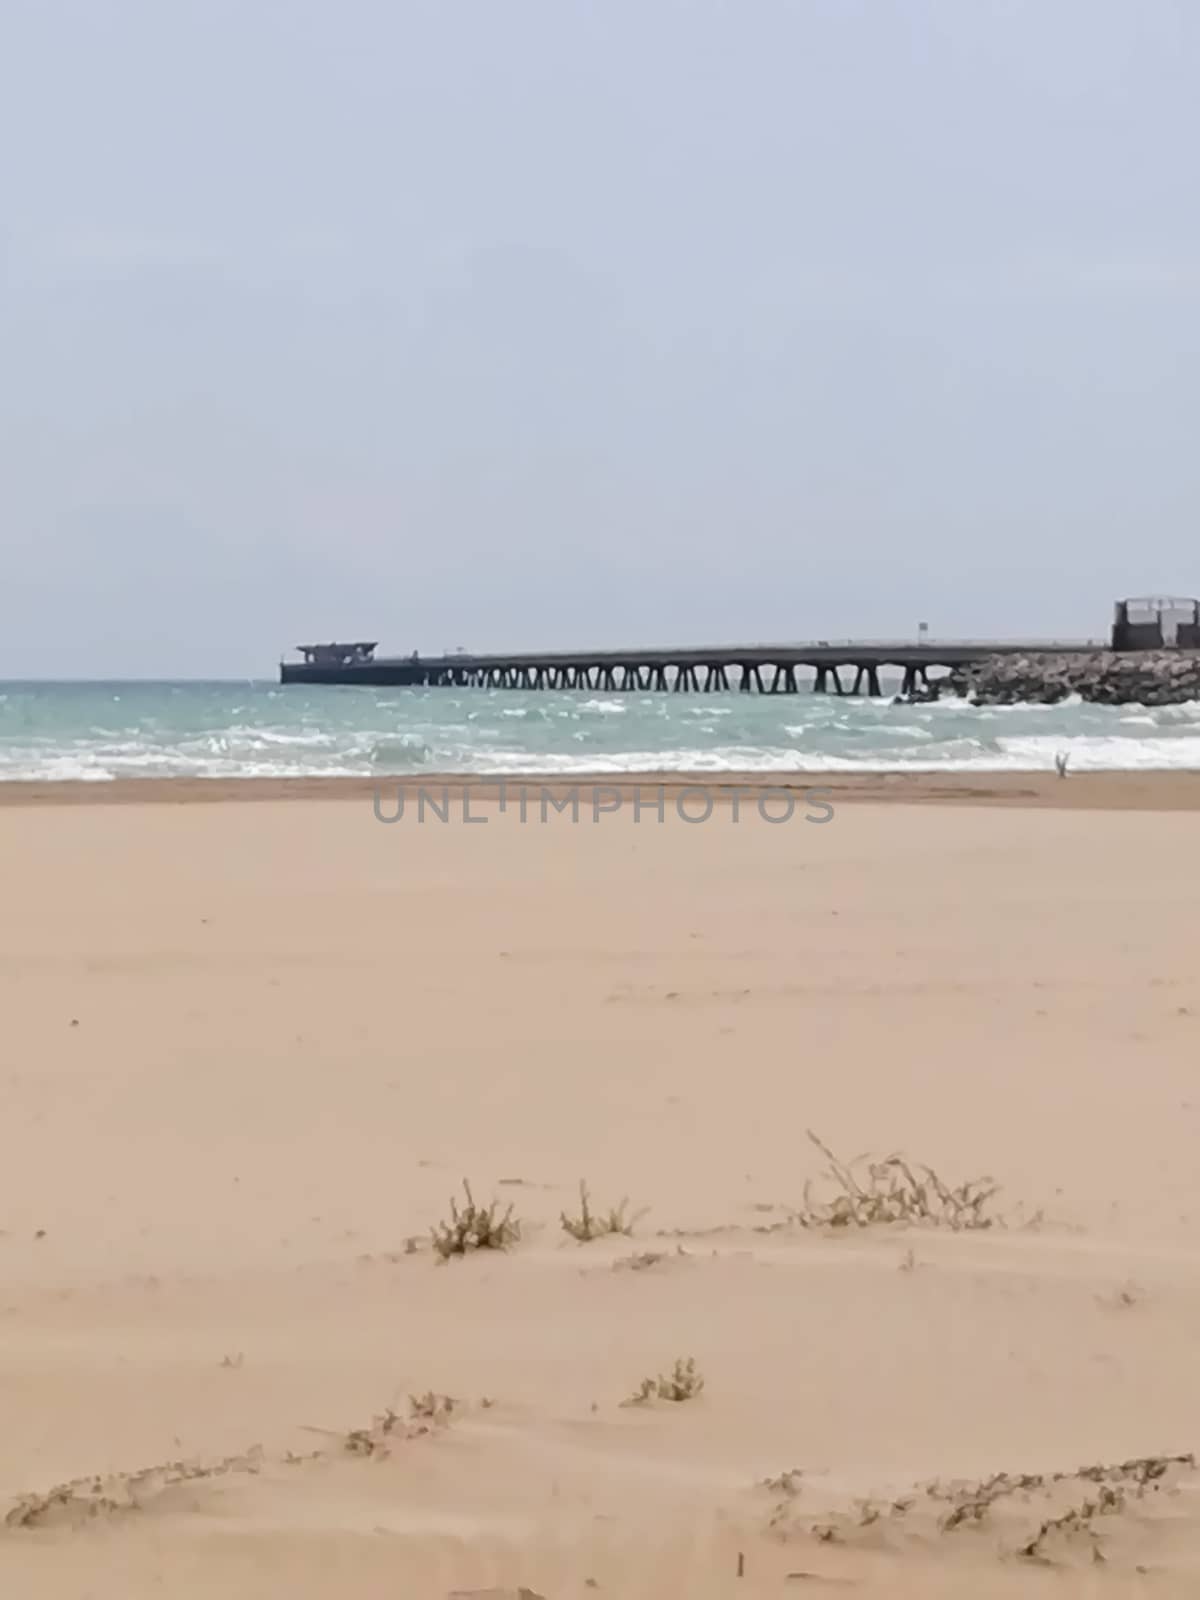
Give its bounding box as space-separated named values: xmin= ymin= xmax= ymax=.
xmin=1111 ymin=597 xmax=1200 ymax=652
xmin=295 ymin=641 xmax=378 ymax=667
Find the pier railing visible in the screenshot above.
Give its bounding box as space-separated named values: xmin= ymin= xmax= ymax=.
xmin=284 ymin=636 xmax=1108 ymax=663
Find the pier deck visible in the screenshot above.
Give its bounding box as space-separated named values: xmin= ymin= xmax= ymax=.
xmin=280 ymin=639 xmax=1105 ymax=696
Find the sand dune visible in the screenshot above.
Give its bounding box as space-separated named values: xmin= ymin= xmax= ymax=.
xmin=2 ymin=789 xmax=1200 ymax=1595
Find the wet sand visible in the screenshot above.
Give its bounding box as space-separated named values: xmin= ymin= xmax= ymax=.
xmin=2 ymin=768 xmax=1200 ymax=808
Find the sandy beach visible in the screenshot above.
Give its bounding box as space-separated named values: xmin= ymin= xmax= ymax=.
xmin=3 ymin=778 xmax=1200 ymax=1596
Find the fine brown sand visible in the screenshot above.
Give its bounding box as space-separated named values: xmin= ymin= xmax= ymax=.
xmin=3 ymin=783 xmax=1200 ymax=1596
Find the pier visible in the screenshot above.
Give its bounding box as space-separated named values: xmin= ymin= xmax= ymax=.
xmin=280 ymin=601 xmax=1198 ymax=696
xmin=279 ymin=638 xmax=1108 ymax=696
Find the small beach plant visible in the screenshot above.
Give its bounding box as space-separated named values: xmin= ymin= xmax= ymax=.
xmin=560 ymin=1181 xmax=647 ymax=1242
xmin=795 ymin=1131 xmax=998 ymax=1231
xmin=430 ymin=1181 xmax=521 ymax=1259
xmin=624 ymin=1357 xmax=705 ymax=1406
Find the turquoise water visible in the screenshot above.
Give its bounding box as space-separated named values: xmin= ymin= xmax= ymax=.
xmin=3 ymin=680 xmax=1200 ymax=779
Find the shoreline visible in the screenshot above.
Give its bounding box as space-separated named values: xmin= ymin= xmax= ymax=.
xmin=2 ymin=769 xmax=1200 ymax=809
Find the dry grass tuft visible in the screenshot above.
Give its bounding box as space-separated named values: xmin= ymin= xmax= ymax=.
xmin=764 ymin=1451 xmax=1196 ymax=1565
xmin=343 ymin=1409 xmax=402 ymax=1457
xmin=5 ymin=1392 xmax=472 ymax=1531
xmin=795 ymin=1130 xmax=999 ymax=1231
xmin=623 ymin=1356 xmax=705 ymax=1406
xmin=1017 ymin=1493 xmax=1122 ymax=1563
xmin=561 ymin=1181 xmax=647 ymax=1242
xmin=408 ymin=1390 xmax=456 ymax=1423
xmin=431 ymin=1181 xmax=521 ymax=1259
xmin=928 ymin=1470 xmax=1048 ymax=1531
xmin=343 ymin=1392 xmax=457 ymax=1457
xmin=5 ymin=1448 xmax=265 ymax=1529
xmin=762 ymin=1468 xmax=804 ymax=1497
xmin=927 ymin=1454 xmax=1195 ymax=1550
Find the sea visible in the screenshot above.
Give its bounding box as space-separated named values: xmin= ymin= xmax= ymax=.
xmin=2 ymin=679 xmax=1199 ymax=781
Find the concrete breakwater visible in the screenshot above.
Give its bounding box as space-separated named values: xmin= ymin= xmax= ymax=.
xmin=937 ymin=651 xmax=1200 ymax=706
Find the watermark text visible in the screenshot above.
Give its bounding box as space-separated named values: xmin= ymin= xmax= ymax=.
xmin=371 ymin=782 xmax=835 ymax=826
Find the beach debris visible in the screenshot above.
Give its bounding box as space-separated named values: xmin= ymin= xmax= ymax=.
xmin=447 ymin=1589 xmax=547 ymax=1600
xmin=431 ymin=1182 xmax=521 ymax=1259
xmin=1096 ymin=1280 xmax=1142 ymax=1311
xmin=622 ymin=1356 xmax=705 ymax=1406
xmin=794 ymin=1131 xmax=999 ymax=1231
xmin=308 ymin=1393 xmax=458 ymax=1459
xmin=560 ymin=1182 xmax=647 ymax=1242
xmin=612 ymin=1249 xmax=667 ymax=1272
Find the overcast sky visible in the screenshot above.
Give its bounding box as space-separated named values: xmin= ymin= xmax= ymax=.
xmin=1 ymin=0 xmax=1197 ymax=677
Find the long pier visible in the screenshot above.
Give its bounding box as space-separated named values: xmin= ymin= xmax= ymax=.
xmin=280 ymin=639 xmax=1105 ymax=696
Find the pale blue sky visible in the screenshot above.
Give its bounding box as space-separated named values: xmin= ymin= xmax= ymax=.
xmin=1 ymin=0 xmax=1197 ymax=676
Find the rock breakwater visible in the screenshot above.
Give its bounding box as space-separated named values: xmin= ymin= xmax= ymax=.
xmin=938 ymin=651 xmax=1200 ymax=707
